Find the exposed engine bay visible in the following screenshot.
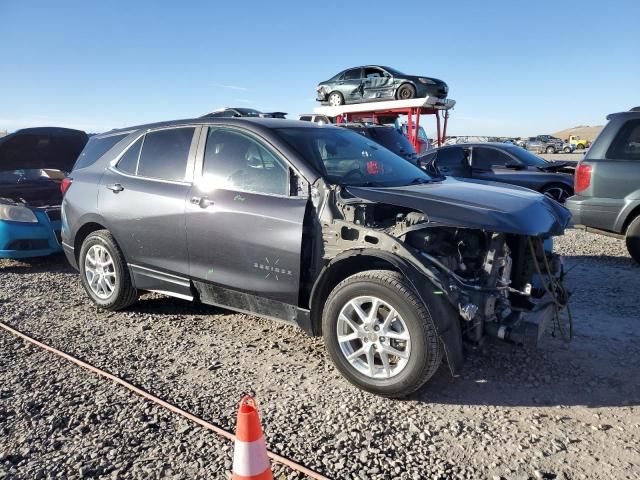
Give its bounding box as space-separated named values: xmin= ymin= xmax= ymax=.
xmin=316 ymin=185 xmax=571 ymax=359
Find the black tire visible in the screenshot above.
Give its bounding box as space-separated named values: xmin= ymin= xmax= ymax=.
xmin=625 ymin=215 xmax=640 ymax=264
xmin=78 ymin=229 xmax=138 ymax=310
xmin=541 ymin=183 xmax=573 ymax=203
xmin=328 ymin=91 xmax=344 ymax=106
xmin=322 ymin=270 xmax=443 ymax=398
xmin=576 ymin=143 xmax=585 ymax=150
xmin=546 ymin=146 xmax=556 ymax=154
xmin=563 ymin=147 xmax=572 ymax=153
xmin=396 ymin=84 xmax=416 ymax=100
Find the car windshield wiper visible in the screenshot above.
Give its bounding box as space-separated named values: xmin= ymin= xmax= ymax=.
xmin=409 ymin=177 xmax=431 ymax=185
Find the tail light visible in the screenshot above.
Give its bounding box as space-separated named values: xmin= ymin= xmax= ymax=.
xmin=574 ymin=164 xmax=592 ymax=193
xmin=60 ymin=177 xmax=73 ymax=195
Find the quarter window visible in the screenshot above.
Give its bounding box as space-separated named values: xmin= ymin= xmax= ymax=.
xmin=201 ymin=129 xmax=288 ymax=196
xmin=116 ymin=137 xmax=143 ymax=175
xmin=73 ymin=133 xmax=127 ymax=170
xmin=607 ymin=119 xmax=640 ymax=160
xmin=137 ymin=128 xmax=195 ymax=181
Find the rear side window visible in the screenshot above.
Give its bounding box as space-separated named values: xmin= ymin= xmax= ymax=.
xmin=73 ymin=134 xmax=127 ymax=170
xmin=607 ymin=119 xmax=640 ymax=160
xmin=343 ymin=68 xmax=362 ymax=80
xmin=116 ymin=137 xmax=143 ymax=175
xmin=137 ymin=128 xmax=195 ymax=181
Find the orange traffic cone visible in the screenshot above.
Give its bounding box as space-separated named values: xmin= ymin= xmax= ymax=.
xmin=232 ymin=395 xmax=273 ymax=480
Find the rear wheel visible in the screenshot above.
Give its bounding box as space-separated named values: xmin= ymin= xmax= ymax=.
xmin=396 ymin=84 xmax=416 ymax=100
xmin=563 ymin=146 xmax=572 ymax=153
xmin=625 ymin=215 xmax=640 ymax=264
xmin=576 ymin=143 xmax=586 ymax=150
xmin=79 ymin=230 xmax=138 ymax=310
xmin=328 ymin=91 xmax=344 ymax=106
xmin=546 ymin=146 xmax=556 ymax=154
xmin=322 ymin=270 xmax=443 ymax=398
xmin=541 ymin=184 xmax=573 ymax=203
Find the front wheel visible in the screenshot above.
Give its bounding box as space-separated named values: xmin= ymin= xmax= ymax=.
xmin=328 ymin=91 xmax=344 ymax=106
xmin=576 ymin=143 xmax=585 ymax=150
xmin=79 ymin=230 xmax=138 ymax=310
xmin=396 ymin=84 xmax=416 ymax=100
xmin=322 ymin=270 xmax=443 ymax=397
xmin=563 ymin=147 xmax=572 ymax=153
xmin=625 ymin=216 xmax=640 ymax=264
xmin=546 ymin=146 xmax=556 ymax=154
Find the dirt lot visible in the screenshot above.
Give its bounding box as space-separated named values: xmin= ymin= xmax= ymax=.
xmin=1 ymin=229 xmax=639 ymax=480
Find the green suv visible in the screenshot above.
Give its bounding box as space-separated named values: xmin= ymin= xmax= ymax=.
xmin=566 ymin=107 xmax=640 ymax=262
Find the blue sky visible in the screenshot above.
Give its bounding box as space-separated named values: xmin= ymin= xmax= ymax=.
xmin=1 ymin=0 xmax=638 ymax=136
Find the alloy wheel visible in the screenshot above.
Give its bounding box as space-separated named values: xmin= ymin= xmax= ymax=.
xmin=329 ymin=93 xmax=342 ymax=106
xmin=336 ymin=295 xmax=411 ymax=379
xmin=84 ymin=244 xmax=116 ymax=299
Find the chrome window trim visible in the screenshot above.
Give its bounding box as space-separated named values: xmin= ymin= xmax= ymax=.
xmin=109 ymin=125 xmax=201 ymax=184
xmin=195 ymin=125 xmax=308 ymax=199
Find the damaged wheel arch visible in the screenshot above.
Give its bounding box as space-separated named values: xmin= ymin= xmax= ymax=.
xmin=308 ymin=248 xmax=464 ymax=376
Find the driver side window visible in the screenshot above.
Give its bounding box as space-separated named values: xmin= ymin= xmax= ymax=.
xmin=202 ymin=128 xmax=289 ymax=196
xmin=473 ymin=147 xmax=514 ymax=170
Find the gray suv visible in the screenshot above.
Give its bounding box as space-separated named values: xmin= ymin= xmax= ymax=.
xmin=62 ymin=117 xmax=571 ymax=397
xmin=566 ymin=108 xmax=640 ymax=262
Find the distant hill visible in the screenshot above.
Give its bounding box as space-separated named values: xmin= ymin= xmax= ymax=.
xmin=552 ymin=125 xmax=603 ymax=142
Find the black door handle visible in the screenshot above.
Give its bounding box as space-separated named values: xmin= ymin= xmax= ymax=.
xmin=106 ymin=183 xmax=124 ymax=193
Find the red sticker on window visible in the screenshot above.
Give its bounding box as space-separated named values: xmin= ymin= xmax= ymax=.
xmin=367 ymin=161 xmax=383 ymax=174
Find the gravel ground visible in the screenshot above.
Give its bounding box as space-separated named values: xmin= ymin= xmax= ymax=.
xmin=1 ymin=229 xmax=639 ymax=480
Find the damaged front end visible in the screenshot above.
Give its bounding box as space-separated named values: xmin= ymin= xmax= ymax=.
xmin=314 ymin=178 xmax=572 ymax=375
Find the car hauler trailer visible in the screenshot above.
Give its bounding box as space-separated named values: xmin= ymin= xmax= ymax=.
xmin=314 ymin=97 xmax=455 ymax=151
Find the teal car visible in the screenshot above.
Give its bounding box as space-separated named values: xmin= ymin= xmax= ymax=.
xmin=0 ymin=127 xmax=87 ymax=259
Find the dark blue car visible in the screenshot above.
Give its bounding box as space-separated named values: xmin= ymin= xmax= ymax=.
xmin=0 ymin=127 xmax=87 ymax=259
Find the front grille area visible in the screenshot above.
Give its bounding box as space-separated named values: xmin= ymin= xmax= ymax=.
xmin=6 ymin=239 xmax=49 ymax=251
xmin=45 ymin=208 xmax=61 ymax=222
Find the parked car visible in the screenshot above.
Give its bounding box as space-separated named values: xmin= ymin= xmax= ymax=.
xmin=62 ymin=118 xmax=570 ymax=397
xmin=341 ymin=123 xmax=418 ymax=163
xmin=525 ymin=135 xmax=565 ymax=154
xmin=299 ymin=114 xmax=332 ymax=125
xmin=567 ymin=135 xmax=591 ymax=150
xmin=0 ymin=127 xmax=88 ymax=259
xmin=316 ymin=66 xmax=448 ymax=106
xmin=420 ymin=143 xmax=575 ymax=203
xmin=201 ymin=108 xmax=287 ymax=119
xmin=566 ymin=107 xmax=640 ymax=262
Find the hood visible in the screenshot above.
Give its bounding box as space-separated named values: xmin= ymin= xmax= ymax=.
xmin=537 ymin=162 xmax=575 ymax=174
xmin=345 ymin=177 xmax=571 ymax=236
xmin=0 ymin=127 xmax=88 ymax=172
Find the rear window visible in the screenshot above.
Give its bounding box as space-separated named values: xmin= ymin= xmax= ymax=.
xmin=73 ymin=134 xmax=127 ymax=170
xmin=137 ymin=128 xmax=194 ymax=181
xmin=607 ymin=119 xmax=640 ymax=160
xmin=369 ymin=128 xmax=416 ymax=157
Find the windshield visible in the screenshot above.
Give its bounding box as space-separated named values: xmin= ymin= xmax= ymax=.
xmin=383 ymin=66 xmax=405 ymax=76
xmin=275 ymin=127 xmax=432 ymax=187
xmin=512 ymin=148 xmax=550 ymax=167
